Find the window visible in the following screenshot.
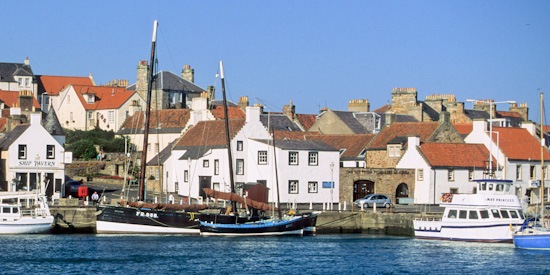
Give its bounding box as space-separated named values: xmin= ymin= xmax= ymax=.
xmin=87 ymin=111 xmax=93 ymax=120
xmin=491 ymin=209 xmax=501 ymax=218
xmin=236 ymin=159 xmax=244 ymax=175
xmin=459 ymin=210 xmax=467 ymax=219
xmin=516 ymin=164 xmax=522 ymax=180
xmin=448 ymin=169 xmax=455 ymax=181
xmin=46 ymin=145 xmax=55 ymax=159
xmin=417 ymin=169 xmax=424 ymax=181
xmin=155 ymin=143 xmax=159 ymax=154
xmin=469 ymin=210 xmax=479 ymax=219
xmin=236 ymin=141 xmax=243 ymax=151
xmin=289 ymin=152 xmax=298 ymax=165
xmin=358 ymin=148 xmax=367 ymax=158
xmin=500 ymin=210 xmax=510 ymax=219
xmin=308 ymin=152 xmax=318 ymax=166
xmin=25 ymin=78 xmax=30 ymax=87
xmin=175 ymin=182 xmax=179 ymax=192
xmin=468 ymin=170 xmax=474 ymax=181
xmin=450 ymin=188 xmax=458 ymax=194
xmin=18 ymin=77 xmax=23 ymax=87
xmin=18 ymin=145 xmax=27 ymax=159
xmin=184 ymin=170 xmax=189 ymax=182
xmin=308 ymin=182 xmax=318 ymax=193
xmin=214 ymin=160 xmax=219 ymax=175
xmin=87 ymin=95 xmax=94 ymax=103
xmin=108 ymin=111 xmax=115 ymax=123
xmin=213 ymin=182 xmax=220 ymax=191
xmin=480 ymin=210 xmax=489 ymax=219
xmin=530 ymin=165 xmax=536 ymax=179
xmin=387 ymin=145 xmax=401 ymax=158
xmin=258 ymin=151 xmax=268 ymax=165
xmin=510 ymin=210 xmax=519 ymax=219
xmin=289 ymin=180 xmax=298 ymax=194
xmin=339 ymin=149 xmax=346 ymax=156
xmin=447 ymin=209 xmax=457 ymax=219
xmin=203 ymin=160 xmax=209 ymax=167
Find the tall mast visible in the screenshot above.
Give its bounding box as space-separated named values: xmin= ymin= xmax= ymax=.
xmin=219 ymin=61 xmax=237 ymax=212
xmin=271 ymin=129 xmax=283 ymax=220
xmin=139 ymin=20 xmax=158 ymax=201
xmin=541 ymin=92 xmax=545 ymax=218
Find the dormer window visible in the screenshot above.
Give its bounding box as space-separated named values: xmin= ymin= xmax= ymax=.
xmin=86 ymin=94 xmax=95 ymax=103
xmin=358 ymin=148 xmax=367 ymax=158
xmin=387 ymin=144 xmax=402 ymax=158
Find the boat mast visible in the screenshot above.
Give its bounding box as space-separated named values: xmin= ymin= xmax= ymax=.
xmin=139 ymin=20 xmax=158 ymax=202
xmin=540 ymin=92 xmax=545 ymax=220
xmin=219 ymin=61 xmax=237 ymax=212
xmin=271 ymin=128 xmax=283 ymax=220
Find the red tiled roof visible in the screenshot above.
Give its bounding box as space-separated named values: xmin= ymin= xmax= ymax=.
xmin=174 ymin=119 xmax=246 ymax=147
xmin=0 ymin=90 xmax=40 ymax=108
xmin=492 ymin=127 xmax=550 ymax=161
xmin=373 ymin=104 xmax=391 ymax=113
xmin=296 ymin=114 xmax=317 ymax=130
xmin=0 ymin=117 xmax=7 ymax=132
xmin=71 ymin=85 xmax=135 ymax=110
xmin=210 ymin=105 xmax=246 ymax=120
xmin=420 ymin=143 xmax=491 ymax=168
xmin=37 ymin=75 xmax=94 ymax=96
xmin=368 ymin=122 xmax=439 ymax=149
xmin=120 ymin=109 xmax=190 ymax=130
xmin=497 ymin=110 xmax=521 ymax=118
xmin=453 ymin=123 xmax=473 ymax=136
xmin=305 ymin=134 xmax=375 ymax=158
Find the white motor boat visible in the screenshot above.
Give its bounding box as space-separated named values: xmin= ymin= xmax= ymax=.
xmin=0 ymin=192 xmax=54 ymax=234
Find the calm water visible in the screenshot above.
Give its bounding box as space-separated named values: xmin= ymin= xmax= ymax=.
xmin=1 ymin=234 xmax=549 ymax=274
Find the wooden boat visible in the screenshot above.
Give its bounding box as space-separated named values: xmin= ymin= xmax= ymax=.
xmin=96 ymin=20 xmax=201 ymax=234
xmin=0 ymin=192 xmax=54 ymax=234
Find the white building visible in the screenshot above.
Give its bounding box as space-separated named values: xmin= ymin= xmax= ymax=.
xmin=0 ymin=113 xmax=66 ymax=199
xmin=396 ymin=136 xmax=491 ymax=204
xmin=164 ymin=106 xmax=340 ymax=207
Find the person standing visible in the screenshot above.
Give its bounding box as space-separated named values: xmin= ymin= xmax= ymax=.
xmin=91 ymin=191 xmax=100 ymax=206
xmin=168 ymin=193 xmax=174 ymax=204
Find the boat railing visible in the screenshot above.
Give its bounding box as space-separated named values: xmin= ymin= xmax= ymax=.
xmin=414 ymin=217 xmax=442 ymax=222
xmin=21 ymin=208 xmax=49 ymax=218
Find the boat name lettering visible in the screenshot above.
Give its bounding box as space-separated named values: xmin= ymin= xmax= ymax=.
xmin=136 ymin=211 xmax=158 ymax=218
xmin=486 ymin=198 xmax=514 ymax=202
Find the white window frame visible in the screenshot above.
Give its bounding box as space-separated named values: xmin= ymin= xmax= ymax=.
xmin=258 ymin=151 xmax=268 ymax=165
xmin=46 ymin=145 xmax=55 ymax=159
xmin=18 ymin=144 xmax=27 ymax=159
xmin=289 ymin=180 xmax=298 ymax=194
xmin=236 ymin=159 xmax=244 ymax=175
xmin=308 ymin=152 xmax=318 ymax=166
xmin=308 ymin=181 xmax=318 ymax=193
xmin=289 ymin=151 xmax=298 ymax=165
xmin=417 ymin=169 xmax=424 ymax=181
xmin=108 ymin=110 xmax=115 ymax=123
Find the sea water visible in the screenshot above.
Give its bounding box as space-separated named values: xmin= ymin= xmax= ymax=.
xmin=1 ymin=234 xmax=548 ymax=274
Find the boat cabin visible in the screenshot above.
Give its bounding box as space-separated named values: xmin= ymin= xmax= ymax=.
xmin=0 ymin=204 xmax=22 ymax=221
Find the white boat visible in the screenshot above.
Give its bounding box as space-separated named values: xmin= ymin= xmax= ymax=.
xmin=414 ymin=179 xmax=524 ymax=242
xmin=0 ymin=192 xmax=54 ymax=234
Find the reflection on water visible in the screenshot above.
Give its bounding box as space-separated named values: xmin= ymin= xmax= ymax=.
xmin=1 ymin=234 xmax=549 ymax=274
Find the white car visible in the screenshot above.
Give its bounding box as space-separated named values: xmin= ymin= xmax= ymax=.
xmin=354 ymin=194 xmax=392 ymax=208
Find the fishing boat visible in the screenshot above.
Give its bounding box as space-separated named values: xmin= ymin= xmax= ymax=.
xmin=0 ymin=192 xmax=54 ymax=234
xmin=199 ymin=61 xmax=307 ymax=236
xmin=513 ymin=92 xmax=550 ymax=249
xmin=96 ymin=20 xmax=202 ymax=234
xmin=414 ymin=179 xmax=524 ymax=242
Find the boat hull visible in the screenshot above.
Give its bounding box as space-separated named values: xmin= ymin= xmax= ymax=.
xmin=96 ymin=205 xmax=200 ymax=234
xmin=200 ymin=216 xmax=305 ymax=236
xmin=0 ymin=216 xmax=54 ymax=234
xmin=513 ymin=231 xmax=550 ymax=250
xmin=414 ymin=220 xmax=521 ymax=242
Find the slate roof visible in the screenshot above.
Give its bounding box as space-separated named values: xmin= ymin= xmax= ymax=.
xmin=463 ymin=109 xmax=490 ymax=120
xmin=173 ymin=119 xmax=246 ymax=149
xmin=260 ymin=113 xmax=302 ymax=131
xmin=0 ymin=90 xmax=40 ymax=108
xmin=0 ymin=62 xmax=34 ymax=82
xmin=0 ymin=124 xmax=30 ymax=150
xmin=42 ymin=107 xmax=65 ymax=136
xmin=36 ymin=75 xmax=94 ymax=96
xmin=304 ymin=134 xmax=375 ymax=160
xmin=492 ymin=126 xmax=550 ymax=161
xmin=147 ymin=141 xmax=175 ymax=166
xmin=331 ymin=110 xmax=370 ymax=134
xmin=128 ymin=71 xmax=204 ymax=94
xmin=419 ymin=143 xmax=491 ymax=169
xmin=117 ymin=109 xmax=190 ymax=135
xmin=71 ymin=85 xmax=136 ymax=110
xmin=368 ymin=122 xmax=440 ymax=149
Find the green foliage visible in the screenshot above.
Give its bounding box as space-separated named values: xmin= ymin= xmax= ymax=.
xmin=65 ymin=128 xmax=129 ymax=159
xmin=66 ymin=139 xmax=97 ymax=160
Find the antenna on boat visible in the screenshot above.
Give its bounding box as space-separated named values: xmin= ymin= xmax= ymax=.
xmin=138 ymin=20 xmax=158 ymax=202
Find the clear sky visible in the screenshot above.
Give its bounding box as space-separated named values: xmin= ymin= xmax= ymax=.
xmin=2 ymin=1 xmax=549 ymax=122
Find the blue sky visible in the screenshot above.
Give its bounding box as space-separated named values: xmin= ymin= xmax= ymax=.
xmin=2 ymin=1 xmax=549 ymax=121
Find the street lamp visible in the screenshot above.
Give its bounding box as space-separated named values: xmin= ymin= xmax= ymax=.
xmin=466 ymin=99 xmax=516 ymax=178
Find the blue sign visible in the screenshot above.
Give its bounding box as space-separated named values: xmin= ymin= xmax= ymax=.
xmin=322 ymin=181 xmax=334 ymax=188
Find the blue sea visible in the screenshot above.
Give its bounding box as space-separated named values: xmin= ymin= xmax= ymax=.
xmin=1 ymin=234 xmax=548 ymax=274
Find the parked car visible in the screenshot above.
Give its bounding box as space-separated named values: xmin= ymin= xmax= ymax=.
xmin=64 ymin=176 xmax=95 ymax=198
xmin=354 ymin=194 xmax=392 ymax=208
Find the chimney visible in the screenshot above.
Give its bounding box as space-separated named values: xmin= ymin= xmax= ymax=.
xmin=89 ymin=73 xmax=96 ymax=86
xmin=283 ymin=100 xmax=296 ymax=119
xmin=238 ymin=96 xmax=249 ymax=110
xmin=206 ymin=85 xmax=216 ymax=101
xmin=509 ymin=102 xmax=529 ymax=122
xmin=407 ymin=136 xmax=420 ymax=147
xmin=245 ymin=106 xmax=261 ymax=123
xmin=30 ymin=112 xmax=41 ymax=126
xmin=348 ymin=99 xmax=370 ymax=112
xmin=19 ymin=90 xmax=34 ymax=112
xmin=439 ymin=111 xmax=451 ymax=124
xmin=181 ymin=64 xmax=194 ymax=83
xmin=472 ymin=119 xmax=487 ymax=134
xmin=136 ymin=60 xmax=148 ymax=102
xmin=24 ymin=57 xmax=30 ymax=66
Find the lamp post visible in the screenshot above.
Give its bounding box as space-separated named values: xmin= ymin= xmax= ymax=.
xmin=466 ymin=99 xmax=516 ymax=178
